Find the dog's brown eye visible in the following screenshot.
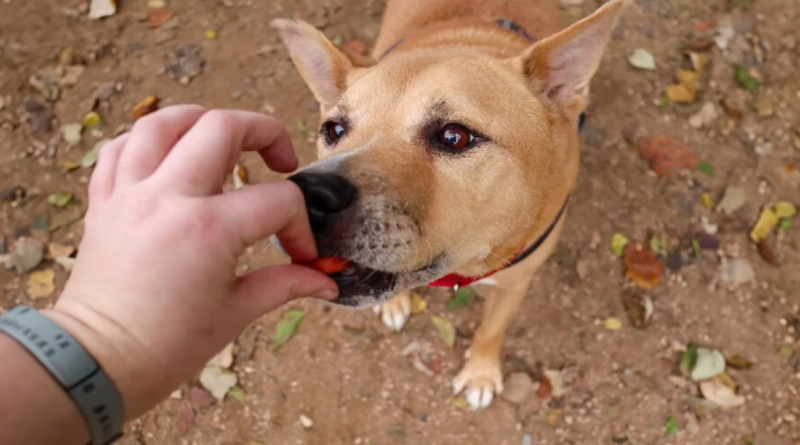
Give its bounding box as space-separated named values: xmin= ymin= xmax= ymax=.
xmin=323 ymin=121 xmax=346 ymax=144
xmin=437 ymin=124 xmax=474 ymax=151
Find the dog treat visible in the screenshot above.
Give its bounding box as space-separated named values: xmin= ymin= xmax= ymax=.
xmin=296 ymin=256 xmax=353 ymax=275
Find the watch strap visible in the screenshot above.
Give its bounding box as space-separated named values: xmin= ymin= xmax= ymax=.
xmin=0 ymin=305 xmax=125 ymax=445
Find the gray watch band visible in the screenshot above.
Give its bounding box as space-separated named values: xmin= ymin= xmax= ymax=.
xmin=0 ymin=305 xmax=125 ymax=445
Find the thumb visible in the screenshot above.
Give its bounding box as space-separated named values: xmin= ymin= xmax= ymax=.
xmin=232 ymin=264 xmax=339 ymax=318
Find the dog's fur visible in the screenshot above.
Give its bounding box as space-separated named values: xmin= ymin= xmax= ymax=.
xmin=274 ymin=0 xmax=629 ymax=409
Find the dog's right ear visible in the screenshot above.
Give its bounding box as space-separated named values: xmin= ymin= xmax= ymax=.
xmin=272 ymin=19 xmax=376 ymax=110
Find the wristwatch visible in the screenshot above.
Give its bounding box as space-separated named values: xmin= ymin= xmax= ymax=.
xmin=0 ymin=305 xmax=125 ymax=445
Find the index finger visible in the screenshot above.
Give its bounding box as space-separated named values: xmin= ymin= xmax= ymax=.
xmin=154 ymin=110 xmax=299 ymax=195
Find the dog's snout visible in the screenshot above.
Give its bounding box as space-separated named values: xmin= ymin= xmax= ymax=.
xmin=289 ymin=172 xmax=357 ymax=232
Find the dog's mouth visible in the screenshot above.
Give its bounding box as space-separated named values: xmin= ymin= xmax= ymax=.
xmin=297 ymin=255 xmax=448 ymax=308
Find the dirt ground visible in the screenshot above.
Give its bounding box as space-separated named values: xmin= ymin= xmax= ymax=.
xmin=1 ymin=0 xmax=799 ymax=444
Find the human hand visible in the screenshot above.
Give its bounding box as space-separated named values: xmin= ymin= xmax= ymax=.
xmin=44 ymin=105 xmax=337 ymax=419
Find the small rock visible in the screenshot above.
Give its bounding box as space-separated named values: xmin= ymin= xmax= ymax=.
xmin=24 ymin=98 xmax=53 ymax=135
xmin=0 ymin=186 xmax=26 ymax=202
xmin=88 ymin=0 xmax=116 ymax=19
xmin=29 ymin=70 xmax=60 ymax=101
xmin=754 ymin=140 xmax=773 ymax=156
xmin=627 ymin=48 xmax=656 ymax=70
xmin=4 ymin=238 xmax=45 ymax=274
xmin=95 ymin=83 xmax=116 ymax=102
xmin=714 ymin=27 xmax=736 ymax=50
xmin=720 ymin=258 xmax=755 ymax=285
xmin=299 ymin=415 xmax=314 ymax=429
xmin=621 ymin=122 xmax=643 ymax=145
xmin=62 ymin=123 xmax=83 ymax=147
xmin=48 ymin=243 xmax=75 ymax=258
xmin=522 ymin=434 xmax=532 ymax=445
xmin=689 ymin=102 xmax=718 ymax=129
xmin=755 ymin=97 xmax=774 ymax=117
xmin=169 ymin=389 xmax=182 ymax=399
xmin=502 ymin=372 xmax=534 ymax=404
xmin=59 ymin=65 xmax=85 ymax=87
xmin=781 ymin=35 xmax=797 ymax=51
xmin=166 ymin=45 xmax=205 ymax=84
xmin=54 ymin=256 xmax=76 ymax=272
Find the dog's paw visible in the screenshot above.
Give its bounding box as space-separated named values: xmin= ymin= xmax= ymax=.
xmin=374 ymin=292 xmax=412 ymax=331
xmin=452 ymin=354 xmax=503 ymax=410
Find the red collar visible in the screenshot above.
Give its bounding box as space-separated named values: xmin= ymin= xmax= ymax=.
xmin=428 ymin=196 xmax=570 ymax=288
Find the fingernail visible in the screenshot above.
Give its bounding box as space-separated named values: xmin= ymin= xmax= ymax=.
xmin=311 ymin=289 xmax=338 ymax=301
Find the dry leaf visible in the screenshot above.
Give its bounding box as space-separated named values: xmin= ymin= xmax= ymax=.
xmin=47 ymin=243 xmax=75 ymax=258
xmin=701 ymin=192 xmax=715 ymax=209
xmin=205 ymin=30 xmax=218 ymax=39
xmin=199 ymin=366 xmax=237 ymax=401
xmin=716 ymin=186 xmax=746 ymax=214
xmin=543 ymin=370 xmax=566 ymax=397
xmin=207 ymin=343 xmax=234 ymax=369
xmin=691 ymin=348 xmax=726 ymax=381
xmin=603 ymin=317 xmax=623 ymax=331
xmin=725 ymin=355 xmax=753 ymax=370
xmin=546 ymin=408 xmax=563 ymax=426
xmin=628 ymin=48 xmax=656 ymax=70
xmin=410 ymin=293 xmax=428 ymax=314
xmin=622 ymin=293 xmax=653 ymax=328
xmin=666 ymin=84 xmax=696 ymax=103
xmin=773 ymin=201 xmax=797 ymax=219
xmin=623 ymin=243 xmax=665 ymax=289
xmin=637 ymin=136 xmax=699 ymax=177
xmin=132 ymin=96 xmax=160 ymax=120
xmin=699 ymin=376 xmax=745 ymax=408
xmin=611 ymin=233 xmax=629 ymax=256
xmin=147 ymin=7 xmax=173 ymax=28
xmin=431 ymin=315 xmax=455 ymax=348
xmin=27 ymin=269 xmax=56 ymax=299
xmin=750 ymin=207 xmax=779 ymax=242
xmin=756 ymin=239 xmax=779 ymax=266
xmin=62 ymin=123 xmax=83 ymax=147
xmin=88 ymin=0 xmax=117 ymax=19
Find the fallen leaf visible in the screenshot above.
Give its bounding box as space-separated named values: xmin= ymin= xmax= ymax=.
xmin=54 ymin=256 xmax=76 ymax=272
xmin=227 ymin=386 xmax=246 ymax=403
xmin=543 ymin=369 xmax=566 ymax=397
xmin=82 ymin=139 xmax=111 ymax=168
xmin=622 ymin=293 xmax=653 ymax=329
xmin=546 ymin=408 xmax=563 ymax=426
xmin=147 ymin=7 xmax=173 ymax=28
xmin=735 ymin=66 xmax=760 ymax=93
xmin=689 ymin=103 xmax=718 ymax=129
xmin=720 ymin=98 xmax=744 ymax=122
xmin=48 ymin=193 xmax=73 ymax=208
xmin=779 ymin=345 xmax=794 ymax=359
xmin=637 ymin=136 xmax=699 ymax=177
xmin=205 ymin=30 xmax=218 ymax=39
xmin=691 ymin=348 xmax=726 ymax=381
xmin=649 ymin=233 xmax=668 ymax=256
xmin=720 ymin=258 xmax=755 ymax=285
xmin=61 ymin=161 xmax=80 ymax=173
xmin=603 ymin=317 xmax=623 ymax=331
xmin=623 ymin=243 xmax=665 ymax=289
xmin=47 ymin=243 xmax=75 ymax=258
xmin=451 ymin=396 xmax=470 ymax=409
xmin=62 ymin=123 xmax=83 ymax=147
xmin=779 ymin=218 xmax=792 ymax=232
xmin=132 ymin=96 xmax=160 ymax=120
xmin=448 ymin=287 xmax=476 ymax=310
xmin=537 ymin=374 xmax=553 ymax=399
xmin=725 ymin=355 xmax=753 ymax=370
xmin=27 ymin=269 xmax=56 ymax=299
xmin=716 ymin=186 xmax=746 ymax=214
xmin=701 ymin=192 xmax=715 ymax=209
xmin=410 ymin=293 xmax=428 ymax=314
xmin=627 ymin=48 xmax=656 ymax=70
xmin=199 ymin=365 xmax=237 ymax=401
xmin=88 ymin=0 xmax=117 ymax=19
xmin=755 ymin=97 xmax=774 ymax=117
xmin=82 ymin=111 xmax=101 ymax=129
xmin=611 ymin=233 xmax=629 ymax=256
xmin=188 ymin=386 xmax=216 ymax=407
xmin=665 ymin=415 xmax=679 ymax=436
xmin=757 ymin=239 xmax=779 ymax=266
xmin=714 ymin=27 xmax=735 ymax=50
xmin=688 ymin=52 xmax=709 ymax=73
xmin=750 ymin=207 xmax=779 ymax=242
xmin=666 ymin=84 xmax=696 ymax=104
xmin=207 ymin=343 xmax=235 ymax=369
xmin=431 ymin=315 xmax=456 ymax=348
xmin=273 ymin=309 xmax=305 ymax=350
xmin=49 ymin=208 xmax=85 ymax=232
xmin=177 ymin=407 xmax=194 ymax=435
xmin=679 ymin=70 xmax=701 ymax=94
xmin=342 ymin=40 xmax=367 ymax=56
xmin=699 ymin=376 xmax=745 ymax=408
xmin=701 ymin=215 xmax=718 ymax=235
xmin=681 ymin=344 xmax=699 ymax=376
xmin=773 ymin=201 xmax=797 ymax=219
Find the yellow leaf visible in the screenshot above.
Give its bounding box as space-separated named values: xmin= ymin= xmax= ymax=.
xmin=603 ymin=317 xmax=623 ymax=331
xmin=410 ymin=293 xmax=428 ymax=315
xmin=546 ymin=408 xmax=563 ymax=426
xmin=431 ymin=315 xmax=456 ymax=348
xmin=452 ymin=396 xmax=469 ymax=409
xmin=701 ymin=192 xmax=715 ymax=209
xmin=27 ymin=270 xmax=56 ymax=299
xmin=61 ymin=161 xmax=80 ymax=173
xmin=773 ymin=201 xmax=797 ymax=219
xmin=750 ymin=208 xmax=779 ymax=242
xmin=666 ymin=84 xmax=695 ymax=104
xmin=205 ymin=30 xmax=218 ymax=39
xmin=82 ymin=111 xmax=101 ymax=129
xmin=611 ymin=233 xmax=629 ymax=256
xmin=679 ymin=70 xmax=700 ymax=95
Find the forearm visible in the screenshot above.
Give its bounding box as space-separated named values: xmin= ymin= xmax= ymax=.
xmin=0 ymin=332 xmax=89 ymax=445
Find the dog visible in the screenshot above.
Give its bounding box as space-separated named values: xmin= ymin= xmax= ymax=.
xmin=273 ymin=0 xmax=630 ymax=410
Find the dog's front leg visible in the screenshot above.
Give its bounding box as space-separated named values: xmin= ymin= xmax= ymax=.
xmin=453 ymin=283 xmax=527 ymax=409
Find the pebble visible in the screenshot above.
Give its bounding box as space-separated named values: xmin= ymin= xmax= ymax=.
xmin=781 ymin=35 xmax=797 ymax=50
xmin=299 ymin=414 xmax=314 ymax=429
xmin=3 ymin=238 xmax=45 ymax=274
xmin=502 ymin=372 xmax=535 ymax=404
xmin=522 ymin=434 xmax=532 ymax=445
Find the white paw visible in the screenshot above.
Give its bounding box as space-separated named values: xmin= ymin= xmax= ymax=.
xmin=375 ymin=293 xmax=412 ymax=331
xmin=453 ymin=355 xmax=503 ymax=410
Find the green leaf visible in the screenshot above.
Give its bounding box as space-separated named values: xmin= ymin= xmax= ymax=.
xmin=745 ymin=438 xmax=756 ymax=445
xmin=49 ymin=208 xmax=84 ymax=232
xmin=692 ymin=239 xmax=701 ymax=259
xmin=273 ymin=309 xmax=305 ymax=350
xmin=665 ymin=415 xmax=679 ymax=436
xmin=332 ymin=35 xmax=343 ymax=46
xmin=81 ymin=139 xmax=111 ymax=168
xmin=447 ymin=287 xmax=477 ymax=310
xmin=33 ymin=215 xmax=50 ymax=232
xmin=681 ymin=344 xmax=699 ymax=375
xmin=779 ymin=344 xmax=795 ymax=359
xmin=611 ymin=233 xmax=629 ymax=256
xmin=48 ymin=193 xmax=73 ymax=208
xmin=227 ymin=386 xmax=246 ymax=403
xmin=698 ymin=161 xmax=715 ymax=176
xmin=431 ymin=315 xmax=456 ymax=348
xmin=779 ymin=218 xmax=793 ymax=232
xmin=658 ymin=94 xmax=670 ymax=113
xmin=295 ymin=120 xmax=316 ymax=137
xmin=735 ymin=66 xmax=760 ymax=93
xmin=649 ymin=234 xmax=668 ymax=256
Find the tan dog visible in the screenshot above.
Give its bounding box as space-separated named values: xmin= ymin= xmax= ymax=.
xmin=274 ymin=0 xmax=629 ymax=409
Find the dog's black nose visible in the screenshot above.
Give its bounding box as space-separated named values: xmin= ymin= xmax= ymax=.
xmin=289 ymin=172 xmax=357 ymax=233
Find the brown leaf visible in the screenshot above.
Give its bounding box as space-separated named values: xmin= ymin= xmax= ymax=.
xmin=537 ymin=374 xmax=553 ymax=399
xmin=720 ymin=98 xmax=744 ymax=122
xmin=188 ymin=386 xmax=216 ymax=407
xmin=756 ymin=239 xmax=779 ymax=267
xmin=27 ymin=269 xmax=56 ymax=299
xmin=637 ymin=136 xmax=699 ymax=177
xmin=621 ymin=293 xmax=653 ymax=328
xmin=132 ymin=96 xmax=160 ymax=120
xmin=726 ymin=355 xmax=753 ymax=370
xmin=147 ymin=7 xmax=173 ymax=28
xmin=177 ymin=407 xmax=195 ymax=435
xmin=692 ymin=21 xmax=716 ymax=32
xmin=623 ymin=243 xmax=665 ymax=289
xmin=342 ymin=40 xmax=367 ymax=56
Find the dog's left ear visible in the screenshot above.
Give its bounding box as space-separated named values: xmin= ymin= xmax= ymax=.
xmin=272 ymin=19 xmax=377 ymax=110
xmin=516 ymin=0 xmax=630 ymax=114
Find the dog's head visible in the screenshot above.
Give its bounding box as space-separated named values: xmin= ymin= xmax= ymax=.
xmin=274 ymin=0 xmax=628 ymax=307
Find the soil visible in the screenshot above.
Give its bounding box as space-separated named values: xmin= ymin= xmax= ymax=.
xmin=1 ymin=0 xmax=799 ymax=444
